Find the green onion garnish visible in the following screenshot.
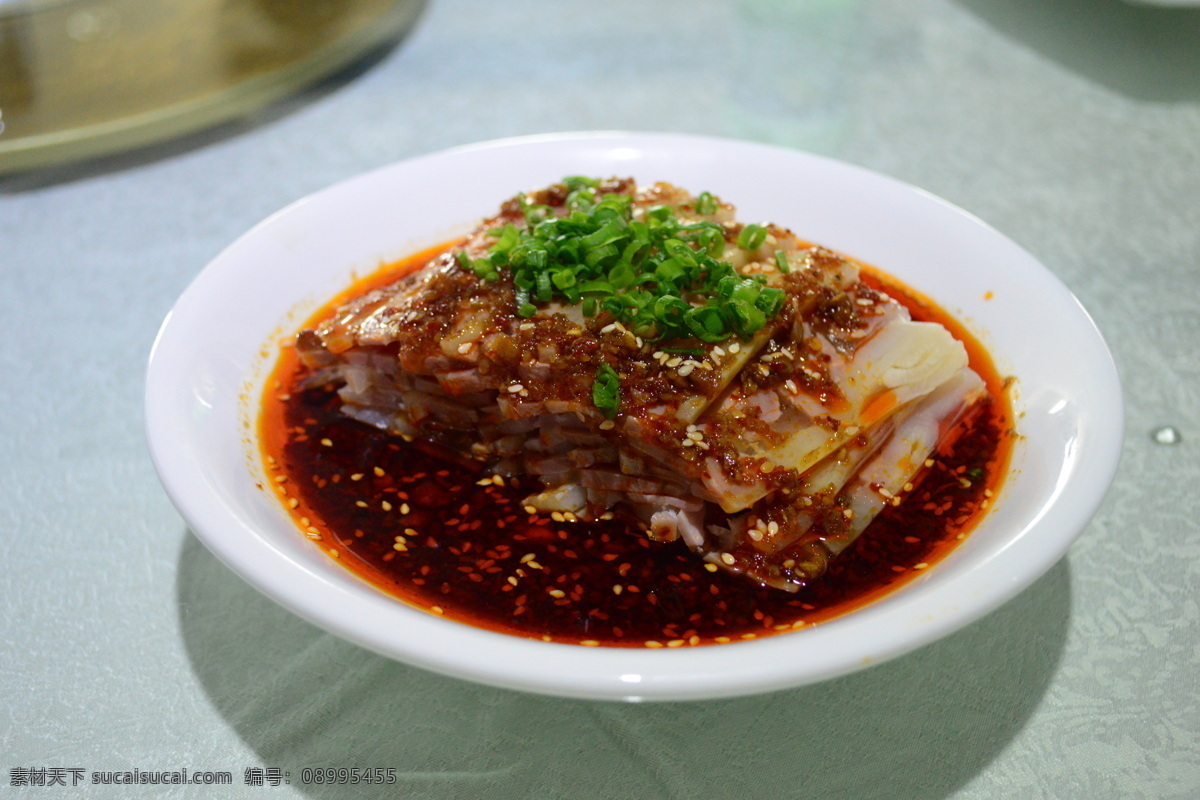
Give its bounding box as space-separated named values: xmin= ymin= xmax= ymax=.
xmin=460 ymin=178 xmax=788 ymax=345
xmin=592 ymin=364 xmax=621 ymax=419
xmin=737 ymin=223 xmax=768 ymax=252
xmin=773 ymin=250 xmax=791 ymax=274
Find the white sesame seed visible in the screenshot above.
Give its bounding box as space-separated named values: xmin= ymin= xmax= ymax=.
xmin=728 ymin=342 xmax=741 ymax=354
xmin=720 ymin=552 xmax=736 ymax=565
xmin=507 ymin=384 xmax=524 ymax=393
xmin=677 ymin=364 xmax=695 ymax=376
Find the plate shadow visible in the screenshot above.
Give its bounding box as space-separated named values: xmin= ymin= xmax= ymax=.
xmin=177 ymin=531 xmax=1070 ymax=800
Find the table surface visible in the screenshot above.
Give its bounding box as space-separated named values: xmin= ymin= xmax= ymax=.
xmin=3 ymin=0 xmax=1198 ymax=797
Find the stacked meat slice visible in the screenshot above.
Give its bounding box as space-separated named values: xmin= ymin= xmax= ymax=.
xmin=297 ymin=179 xmax=984 ymax=590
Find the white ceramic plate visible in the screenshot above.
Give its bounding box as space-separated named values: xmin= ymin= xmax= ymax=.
xmin=146 ymin=132 xmax=1123 ymax=701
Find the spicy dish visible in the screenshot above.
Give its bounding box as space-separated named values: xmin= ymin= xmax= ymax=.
xmin=260 ymin=176 xmax=1013 ymax=647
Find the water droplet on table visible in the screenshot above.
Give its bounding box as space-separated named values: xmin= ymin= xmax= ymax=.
xmin=1152 ymin=426 xmax=1181 ymax=445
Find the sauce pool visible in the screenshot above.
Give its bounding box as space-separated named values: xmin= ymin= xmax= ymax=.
xmin=259 ymin=245 xmax=1015 ymax=648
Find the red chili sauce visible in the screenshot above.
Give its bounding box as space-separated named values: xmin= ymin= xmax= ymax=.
xmin=259 ymin=245 xmax=1015 ymax=648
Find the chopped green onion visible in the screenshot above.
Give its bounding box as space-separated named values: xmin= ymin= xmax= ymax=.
xmin=737 ymin=223 xmax=768 ymax=252
xmin=730 ymin=302 xmax=766 ymax=338
xmin=774 ymin=250 xmax=791 ymax=273
xmin=684 ymin=305 xmax=730 ymax=343
xmin=535 ymin=270 xmax=552 ymax=302
xmin=756 ymin=286 xmax=786 ymax=317
xmin=488 ymin=223 xmax=521 ymax=254
xmin=592 ymin=364 xmax=621 ymax=418
xmin=467 ymin=177 xmax=787 ymax=344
